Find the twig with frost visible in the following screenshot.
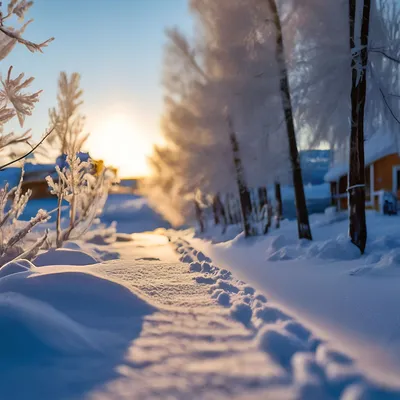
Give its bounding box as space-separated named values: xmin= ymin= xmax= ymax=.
xmin=0 ymin=126 xmax=54 ymax=170
xmin=2 ymin=209 xmax=48 ymax=254
xmin=0 ymin=167 xmax=49 ymax=264
xmin=46 ymin=152 xmax=113 ymax=248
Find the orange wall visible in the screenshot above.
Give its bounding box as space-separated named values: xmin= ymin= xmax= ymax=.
xmin=373 ymin=153 xmax=400 ymax=192
xmin=329 ymin=153 xmax=400 ymax=210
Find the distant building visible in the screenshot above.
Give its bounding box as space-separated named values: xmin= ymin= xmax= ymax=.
xmin=325 ymin=132 xmax=400 ymax=212
xmin=0 ymin=152 xmax=96 ymax=199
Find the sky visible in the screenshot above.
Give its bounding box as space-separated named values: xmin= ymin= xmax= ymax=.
xmin=4 ymin=0 xmax=194 ymax=177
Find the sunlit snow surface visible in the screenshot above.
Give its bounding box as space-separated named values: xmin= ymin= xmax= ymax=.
xmin=2 ymin=193 xmax=400 ymax=399
xmin=0 ymin=234 xmax=287 ymax=399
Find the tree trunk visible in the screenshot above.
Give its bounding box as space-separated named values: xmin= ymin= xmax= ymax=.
xmin=348 ymin=0 xmax=370 ymax=254
xmin=258 ymin=187 xmax=268 ymax=211
xmin=267 ymin=0 xmax=312 ymax=240
xmin=225 ymin=193 xmax=234 ymax=225
xmin=214 ymin=193 xmax=228 ymax=233
xmin=275 ymin=181 xmax=283 ymax=229
xmin=212 ymin=195 xmax=220 ymax=225
xmin=194 ymin=199 xmax=205 ymax=234
xmin=226 ymin=114 xmax=256 ymax=237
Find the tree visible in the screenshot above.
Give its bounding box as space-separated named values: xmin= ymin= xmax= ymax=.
xmin=49 ymin=72 xmax=89 ymax=155
xmin=347 ymin=0 xmax=371 ymax=254
xmin=226 ymin=112 xmax=255 ymax=237
xmin=265 ymin=0 xmax=312 ymax=240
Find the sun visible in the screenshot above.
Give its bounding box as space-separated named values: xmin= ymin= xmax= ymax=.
xmin=86 ymin=113 xmax=152 ymax=178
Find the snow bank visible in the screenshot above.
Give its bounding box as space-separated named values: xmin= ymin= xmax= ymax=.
xmin=177 ymin=235 xmax=400 ymax=398
xmin=33 ymin=248 xmax=99 ymax=267
xmin=0 ymin=263 xmax=158 ymax=398
xmin=186 ymin=211 xmax=400 ymax=390
xmin=0 ymin=259 xmax=36 ymax=278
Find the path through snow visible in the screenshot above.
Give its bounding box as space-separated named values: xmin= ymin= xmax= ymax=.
xmin=2 ymin=226 xmax=398 ymax=399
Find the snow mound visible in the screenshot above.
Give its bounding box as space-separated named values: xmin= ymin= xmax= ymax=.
xmin=197 ymin=251 xmax=211 ymax=263
xmin=201 ymin=261 xmax=212 ymax=273
xmin=217 ymin=291 xmax=230 ymax=306
xmin=254 ymin=306 xmax=290 ymax=324
xmin=230 ymin=301 xmax=252 ymax=326
xmin=0 ymin=268 xmax=156 ymax=330
xmin=34 ymin=248 xmax=99 ymax=267
xmin=0 ymin=259 xmax=36 ymax=278
xmin=0 ymin=292 xmax=109 ymax=356
xmin=307 ymin=235 xmax=360 ymax=261
xmin=351 ymin=249 xmax=400 ymax=276
xmin=189 ymin=261 xmax=202 ymax=272
xmin=257 ymin=326 xmax=308 ymax=369
xmin=266 ymin=235 xmax=286 ymax=256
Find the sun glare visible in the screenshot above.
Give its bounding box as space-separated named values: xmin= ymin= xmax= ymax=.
xmin=87 ymin=113 xmax=152 ymax=178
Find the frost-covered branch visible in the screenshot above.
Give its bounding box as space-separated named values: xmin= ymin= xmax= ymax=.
xmin=0 ymin=1 xmax=54 ymax=53
xmin=0 ymin=167 xmax=50 ymax=264
xmin=0 ymin=126 xmax=54 ymax=170
xmin=46 ymin=153 xmax=114 ymax=248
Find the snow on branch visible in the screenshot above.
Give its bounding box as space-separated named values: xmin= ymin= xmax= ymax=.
xmin=46 ymin=152 xmax=114 ymax=248
xmin=0 ymin=166 xmax=49 ymax=265
xmin=0 ymin=1 xmax=54 ymax=54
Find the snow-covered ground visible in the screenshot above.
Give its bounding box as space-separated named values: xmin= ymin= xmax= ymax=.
xmin=0 ymin=233 xmax=294 ymax=399
xmin=3 ymin=193 xmax=400 ymax=399
xmin=185 ymin=210 xmax=400 ymax=396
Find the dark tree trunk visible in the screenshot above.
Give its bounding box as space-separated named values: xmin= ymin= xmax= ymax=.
xmin=251 ymin=189 xmax=258 ymax=221
xmin=275 ymin=181 xmax=283 ymax=229
xmin=213 ymin=193 xmax=228 ymax=232
xmin=258 ymin=187 xmax=268 ymax=211
xmin=348 ymin=0 xmax=370 ymax=254
xmin=267 ymin=0 xmax=312 ymax=240
xmin=212 ymin=195 xmax=220 ymax=226
xmin=258 ymin=187 xmax=269 ymax=234
xmin=226 ymin=114 xmax=256 ymax=237
xmin=194 ymin=199 xmax=205 ymax=234
xmin=225 ymin=193 xmax=234 ymax=225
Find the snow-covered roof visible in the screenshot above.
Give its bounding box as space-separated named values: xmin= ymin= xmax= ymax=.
xmin=324 ymin=132 xmax=399 ymax=182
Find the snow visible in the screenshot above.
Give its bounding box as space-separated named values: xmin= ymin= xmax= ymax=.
xmin=325 ymin=131 xmax=399 ymax=182
xmin=33 ymin=248 xmax=99 ymax=266
xmin=185 ymin=211 xmax=400 ymax=392
xmin=3 ymin=190 xmax=400 ymax=398
xmin=100 ymin=193 xmax=172 ymax=233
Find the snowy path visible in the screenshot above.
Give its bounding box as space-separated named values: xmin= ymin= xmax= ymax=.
xmin=184 ymin=213 xmax=400 ymax=398
xmin=3 ymin=227 xmax=400 ymax=399
xmin=0 ymin=233 xmax=287 ymax=399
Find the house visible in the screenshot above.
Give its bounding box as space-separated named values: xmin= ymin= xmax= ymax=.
xmin=21 ymin=162 xmax=58 ymax=199
xmin=325 ymin=132 xmax=400 ymax=212
xmin=0 ymin=152 xmax=99 ymax=200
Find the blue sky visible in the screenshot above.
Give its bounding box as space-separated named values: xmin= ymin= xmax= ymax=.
xmin=4 ymin=0 xmax=193 ymax=177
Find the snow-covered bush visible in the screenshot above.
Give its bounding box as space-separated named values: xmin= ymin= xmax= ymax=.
xmin=0 ymin=1 xmax=53 ymax=264
xmin=0 ymin=167 xmax=49 ymax=264
xmin=46 ymin=152 xmax=114 ymax=248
